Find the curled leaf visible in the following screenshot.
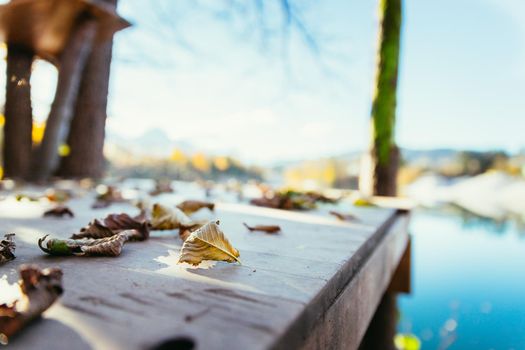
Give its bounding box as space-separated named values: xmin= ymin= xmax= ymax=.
xmin=0 ymin=265 xmax=63 ymax=345
xmin=179 ymin=223 xmax=205 ymax=242
xmin=151 ymin=203 xmax=194 ymax=230
xmin=176 ymin=200 xmax=215 ymax=215
xmin=178 ymin=221 xmax=240 ymax=266
xmin=38 ymin=233 xmax=129 ymax=257
xmin=71 ymin=213 xmax=149 ymax=241
xmin=43 ymin=205 xmax=74 ymax=218
xmin=103 ymin=213 xmax=149 ymax=241
xmin=243 ymin=223 xmax=281 ymax=234
xmin=0 ymin=234 xmax=16 ymax=264
xmin=329 ymin=211 xmax=359 ymax=222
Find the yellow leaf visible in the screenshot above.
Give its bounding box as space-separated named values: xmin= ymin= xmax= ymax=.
xmin=151 ymin=203 xmax=194 ymax=230
xmin=178 ymin=221 xmax=240 ymax=266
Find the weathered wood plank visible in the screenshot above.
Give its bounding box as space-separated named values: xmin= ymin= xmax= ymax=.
xmin=0 ymin=196 xmax=407 ymax=350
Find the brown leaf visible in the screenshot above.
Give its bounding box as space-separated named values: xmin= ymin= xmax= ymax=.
xmin=103 ymin=213 xmax=149 ymax=241
xmin=43 ymin=205 xmax=74 ymax=218
xmin=0 ymin=234 xmax=16 ymax=264
xmin=179 ymin=223 xmax=205 ymax=242
xmin=243 ymin=223 xmax=281 ymax=234
xmin=150 ymin=203 xmax=194 ymax=230
xmin=92 ymin=185 xmax=125 ymax=209
xmin=149 ymin=179 xmax=174 ymax=196
xmin=71 ymin=219 xmax=114 ymax=239
xmin=178 ymin=221 xmax=240 ymax=266
xmin=39 ymin=233 xmax=129 ymax=257
xmin=71 ymin=213 xmax=149 ymax=241
xmin=0 ymin=265 xmax=63 ymax=345
xmin=329 ymin=211 xmax=359 ymax=222
xmin=176 ymin=200 xmax=215 ymax=215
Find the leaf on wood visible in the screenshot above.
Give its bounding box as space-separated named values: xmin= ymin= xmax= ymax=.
xmin=103 ymin=213 xmax=149 ymax=241
xmin=38 ymin=233 xmax=129 ymax=257
xmin=0 ymin=265 xmax=63 ymax=345
xmin=92 ymin=185 xmax=125 ymax=209
xmin=44 ymin=189 xmax=72 ymax=203
xmin=243 ymin=223 xmax=281 ymax=234
xmin=43 ymin=205 xmax=74 ymax=218
xmin=176 ymin=200 xmax=215 ymax=215
xmin=178 ymin=221 xmax=240 ymax=266
xmin=150 ymin=203 xmax=194 ymax=230
xmin=71 ymin=219 xmax=114 ymax=239
xmin=71 ymin=213 xmax=149 ymax=241
xmin=179 ymin=223 xmax=205 ymax=242
xmin=329 ymin=211 xmax=359 ymax=222
xmin=149 ymin=179 xmax=174 ymax=196
xmin=0 ymin=234 xmax=16 ymax=264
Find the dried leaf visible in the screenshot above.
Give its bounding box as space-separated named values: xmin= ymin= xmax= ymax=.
xmin=92 ymin=185 xmax=125 ymax=209
xmin=71 ymin=213 xmax=149 ymax=241
xmin=243 ymin=223 xmax=281 ymax=234
xmin=251 ymin=190 xmax=316 ymax=210
xmin=178 ymin=221 xmax=240 ymax=266
xmin=149 ymin=179 xmax=174 ymax=196
xmin=103 ymin=213 xmax=149 ymax=241
xmin=44 ymin=189 xmax=72 ymax=203
xmin=0 ymin=234 xmax=16 ymax=264
xmin=38 ymin=233 xmax=129 ymax=257
xmin=329 ymin=211 xmax=359 ymax=222
xmin=43 ymin=205 xmax=74 ymax=218
xmin=71 ymin=219 xmax=114 ymax=239
xmin=176 ymin=200 xmax=215 ymax=215
xmin=179 ymin=223 xmax=205 ymax=242
xmin=0 ymin=265 xmax=63 ymax=345
xmin=150 ymin=203 xmax=194 ymax=230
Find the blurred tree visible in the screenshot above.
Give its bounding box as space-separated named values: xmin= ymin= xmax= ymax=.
xmin=31 ymin=13 xmax=98 ymax=181
xmin=3 ymin=45 xmax=33 ymax=180
xmin=368 ymin=0 xmax=402 ymax=196
xmin=58 ymin=0 xmax=121 ymax=179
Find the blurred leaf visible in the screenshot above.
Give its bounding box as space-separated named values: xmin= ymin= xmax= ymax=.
xmin=150 ymin=203 xmax=194 ymax=230
xmin=329 ymin=210 xmax=358 ymax=222
xmin=178 ymin=221 xmax=240 ymax=266
xmin=177 ymin=200 xmax=215 ymax=215
xmin=43 ymin=205 xmax=74 ymax=218
xmin=243 ymin=223 xmax=281 ymax=234
xmin=0 ymin=234 xmax=15 ymax=264
xmin=0 ymin=265 xmax=63 ymax=345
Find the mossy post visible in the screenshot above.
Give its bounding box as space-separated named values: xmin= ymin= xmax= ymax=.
xmin=369 ymin=0 xmax=402 ymax=196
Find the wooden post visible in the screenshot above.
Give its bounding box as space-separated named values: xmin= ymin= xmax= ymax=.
xmin=57 ymin=0 xmax=118 ymax=179
xmin=30 ymin=13 xmax=98 ymax=182
xmin=3 ymin=44 xmax=33 ymax=180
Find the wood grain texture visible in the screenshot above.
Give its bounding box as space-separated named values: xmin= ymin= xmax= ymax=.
xmin=0 ymin=197 xmax=408 ymax=350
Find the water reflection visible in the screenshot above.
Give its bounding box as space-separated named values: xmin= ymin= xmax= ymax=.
xmin=395 ymin=209 xmax=525 ymax=350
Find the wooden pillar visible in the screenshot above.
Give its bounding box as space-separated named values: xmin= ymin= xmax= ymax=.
xmin=3 ymin=44 xmax=33 ymax=180
xmin=359 ymin=237 xmax=411 ymax=350
xmin=57 ymin=0 xmax=118 ymax=179
xmin=30 ymin=13 xmax=98 ymax=182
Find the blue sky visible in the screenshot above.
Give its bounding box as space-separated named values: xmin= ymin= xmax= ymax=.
xmin=6 ymin=0 xmax=524 ymax=164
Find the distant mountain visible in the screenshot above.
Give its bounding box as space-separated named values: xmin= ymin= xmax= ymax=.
xmin=106 ymin=128 xmax=195 ymax=158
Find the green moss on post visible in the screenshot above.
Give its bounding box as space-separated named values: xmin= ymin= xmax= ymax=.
xmin=370 ymin=0 xmax=402 ymax=196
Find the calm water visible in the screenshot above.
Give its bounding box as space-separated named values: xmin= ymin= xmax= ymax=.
xmin=397 ymin=210 xmax=525 ymax=350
